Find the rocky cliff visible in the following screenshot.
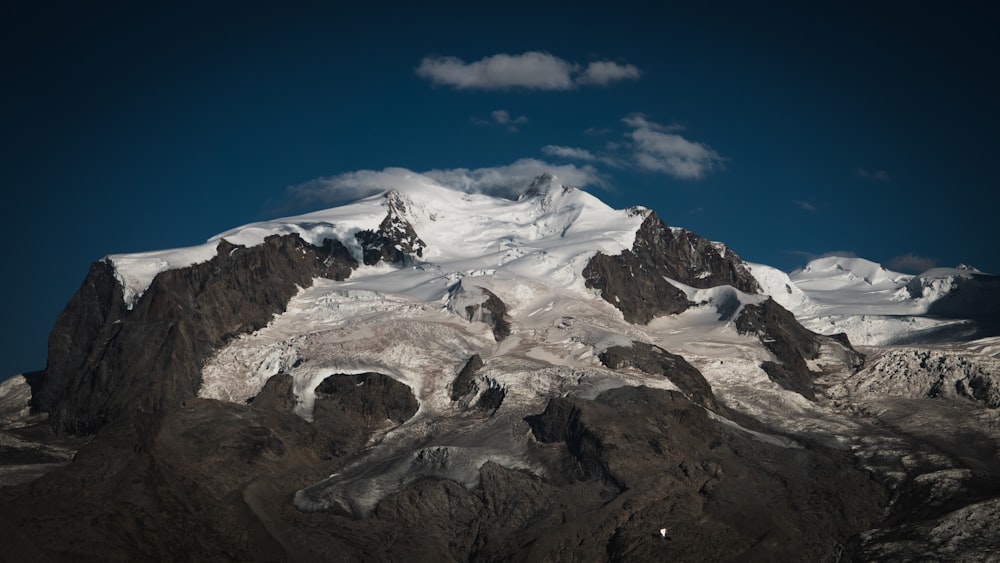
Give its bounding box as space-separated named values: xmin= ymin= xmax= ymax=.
xmin=34 ymin=234 xmax=356 ymax=434
xmin=583 ymin=212 xmax=760 ymax=324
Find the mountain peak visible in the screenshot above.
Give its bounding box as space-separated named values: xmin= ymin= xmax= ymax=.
xmin=792 ymin=256 xmax=908 ymax=286
xmin=517 ymin=173 xmax=560 ymax=200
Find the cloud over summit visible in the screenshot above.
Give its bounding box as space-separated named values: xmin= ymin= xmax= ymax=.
xmin=622 ymin=114 xmax=724 ymax=179
xmin=288 ymin=160 xmax=607 ymax=205
xmin=416 ymin=52 xmax=640 ymax=90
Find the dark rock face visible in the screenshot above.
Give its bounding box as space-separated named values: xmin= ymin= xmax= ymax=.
xmin=464 ymin=288 xmax=511 ymax=341
xmin=450 ymin=354 xmax=484 ymax=401
xmin=0 ymin=398 xmax=340 ymax=563
xmin=248 ymin=373 xmax=297 ymax=413
xmin=735 ymin=298 xmax=824 ymax=399
xmin=524 ymin=386 xmax=886 ymax=561
xmin=584 ymin=212 xmax=760 ymax=324
xmin=734 ymin=298 xmax=864 ymax=400
xmin=312 ymin=372 xmax=418 ymax=456
xmin=354 ymin=192 xmax=426 ymax=265
xmin=314 ymin=372 xmax=418 ymax=426
xmin=599 ymin=341 xmax=717 ymax=409
xmin=449 ymin=355 xmax=505 ymax=413
xmin=34 ymin=234 xmax=357 ymax=434
xmin=473 ymin=381 xmax=506 ymax=412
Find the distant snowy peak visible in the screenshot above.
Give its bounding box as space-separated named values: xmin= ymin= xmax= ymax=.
xmin=745 ymin=263 xmax=813 ymax=313
xmin=790 ymin=256 xmax=910 ymax=287
xmin=759 ymin=255 xmax=1000 ymax=346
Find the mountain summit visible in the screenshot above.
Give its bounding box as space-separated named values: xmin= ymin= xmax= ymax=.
xmin=2 ymin=174 xmax=999 ymax=561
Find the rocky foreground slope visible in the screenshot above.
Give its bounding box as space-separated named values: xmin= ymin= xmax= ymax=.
xmin=1 ymin=174 xmax=999 ymax=561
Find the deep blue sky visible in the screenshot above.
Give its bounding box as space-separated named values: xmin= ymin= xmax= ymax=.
xmin=2 ymin=1 xmax=997 ymax=378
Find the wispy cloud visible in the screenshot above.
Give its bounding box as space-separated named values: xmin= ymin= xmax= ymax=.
xmin=542 ymin=145 xmax=598 ymax=161
xmin=576 ymin=61 xmax=641 ymax=85
xmin=817 ymin=250 xmax=859 ymax=259
xmin=856 ymin=168 xmax=891 ymax=182
xmin=584 ymin=127 xmax=612 ymax=136
xmin=622 ymin=113 xmax=724 ymax=179
xmin=794 ymin=200 xmax=817 ymax=212
xmin=288 ymin=160 xmax=607 ymax=205
xmin=491 ymin=109 xmax=526 ymax=126
xmin=887 ymin=253 xmax=936 ymax=273
xmin=472 ymin=109 xmax=528 ymax=132
xmin=416 ymin=52 xmax=640 ymax=90
xmin=541 ymin=144 xmax=626 ymax=168
xmin=621 ymin=114 xmax=685 ymax=132
xmin=787 ymin=249 xmax=859 ymax=263
xmin=424 ymin=159 xmax=607 ymax=197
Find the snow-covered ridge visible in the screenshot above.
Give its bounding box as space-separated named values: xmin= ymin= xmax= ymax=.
xmin=751 ymin=256 xmax=997 ymax=346
xmin=104 ymin=173 xmax=648 ymax=308
xmin=790 ymin=256 xmax=910 ymax=287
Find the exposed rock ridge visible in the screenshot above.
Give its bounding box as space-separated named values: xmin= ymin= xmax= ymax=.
xmin=583 ymin=212 xmax=760 ymax=324
xmin=450 ymin=355 xmax=485 ymax=401
xmin=735 ymin=298 xmax=863 ymax=400
xmin=34 ymin=234 xmax=357 ymax=434
xmin=526 ymin=386 xmax=886 ymax=561
xmin=599 ymin=341 xmax=718 ymax=409
xmin=354 ymin=191 xmax=426 ymax=265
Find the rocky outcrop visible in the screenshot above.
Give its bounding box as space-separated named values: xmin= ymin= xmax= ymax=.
xmin=475 ymin=289 xmax=511 ymax=341
xmin=599 ymin=341 xmax=717 ymax=409
xmin=450 ymin=354 xmax=485 ymax=401
xmin=584 ymin=212 xmax=760 ymax=324
xmin=354 ymin=191 xmax=425 ymax=265
xmin=313 ymin=372 xmax=418 ymax=426
xmin=312 ymin=372 xmax=418 ymax=456
xmin=838 ymin=348 xmax=1000 ymax=407
xmin=449 ymin=356 xmax=505 ymax=413
xmin=473 ymin=379 xmax=506 ymax=412
xmin=461 ymin=287 xmax=511 ymax=341
xmin=734 ymin=298 xmax=864 ymax=400
xmin=0 ymin=396 xmax=341 ymax=563
xmin=248 ymin=372 xmax=298 ymax=413
xmin=446 ymin=282 xmax=512 ymax=341
xmin=735 ymin=298 xmax=821 ymax=399
xmin=524 ymin=386 xmax=886 ymax=561
xmin=34 ymin=234 xmax=357 ymax=434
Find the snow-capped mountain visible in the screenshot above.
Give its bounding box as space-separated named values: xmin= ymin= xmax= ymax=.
xmin=3 ymin=173 xmax=999 ymax=561
xmin=107 ymin=174 xmax=648 ymax=308
xmin=750 ymin=256 xmax=999 ymax=346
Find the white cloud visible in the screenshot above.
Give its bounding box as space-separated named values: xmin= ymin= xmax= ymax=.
xmin=491 ymin=109 xmax=528 ymax=130
xmin=788 ymin=249 xmax=859 ymax=262
xmin=584 ymin=127 xmax=612 ymax=136
xmin=416 ymin=52 xmax=641 ymax=90
xmin=856 ymin=168 xmax=891 ymax=182
xmin=472 ymin=109 xmax=528 ymax=131
xmin=577 ymin=61 xmax=641 ymax=85
xmin=817 ymin=250 xmax=859 ymax=259
xmin=424 ymin=158 xmax=607 ymax=198
xmin=621 ymin=113 xmax=685 ymax=132
xmin=541 ymin=145 xmax=598 ymax=161
xmin=888 ymin=253 xmax=936 ymax=273
xmin=623 ymin=114 xmax=724 ymax=179
xmin=794 ymin=200 xmax=817 ymax=212
xmin=541 ymin=144 xmax=626 ymax=168
xmin=287 ymin=168 xmax=427 ymax=205
xmin=288 ymin=160 xmax=607 ymax=205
